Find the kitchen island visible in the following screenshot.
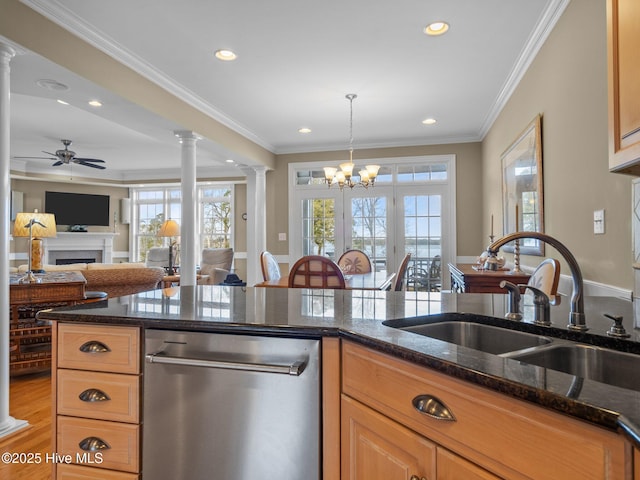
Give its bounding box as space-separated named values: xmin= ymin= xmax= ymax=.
xmin=39 ymin=286 xmax=640 ymax=479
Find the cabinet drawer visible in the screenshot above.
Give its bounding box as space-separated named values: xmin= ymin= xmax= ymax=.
xmin=57 ymin=369 xmax=139 ymax=423
xmin=342 ymin=341 xmax=628 ymax=480
xmin=57 ymin=416 xmax=139 ymax=473
xmin=57 ymin=463 xmax=138 ymax=479
xmin=57 ymin=324 xmax=140 ymax=374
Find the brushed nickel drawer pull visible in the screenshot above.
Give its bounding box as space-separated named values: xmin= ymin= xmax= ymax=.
xmin=412 ymin=394 xmax=456 ymax=422
xmin=79 ymin=340 xmax=111 ymax=353
xmin=410 ymin=476 xmax=427 ymax=480
xmin=78 ymin=388 xmax=111 ymax=402
xmin=79 ymin=436 xmax=111 ymax=452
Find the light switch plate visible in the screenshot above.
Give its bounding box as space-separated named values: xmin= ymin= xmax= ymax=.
xmin=278 ymin=232 xmax=287 ymax=241
xmin=594 ymin=209 xmax=605 ymax=234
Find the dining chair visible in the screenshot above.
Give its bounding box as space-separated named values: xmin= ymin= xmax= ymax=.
xmin=288 ymin=255 xmax=346 ymax=289
xmin=527 ymin=258 xmax=561 ymax=304
xmin=390 ymin=253 xmax=412 ymax=291
xmin=406 ymin=255 xmax=441 ymax=291
xmin=260 ymin=251 xmax=281 ymax=281
xmin=337 ymin=249 xmax=372 ymax=274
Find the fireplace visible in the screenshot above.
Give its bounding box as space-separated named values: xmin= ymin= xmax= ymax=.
xmin=49 ymin=249 xmax=103 ymax=264
xmin=44 ymin=232 xmax=116 ymax=265
xmin=56 ymin=257 xmax=98 ymax=265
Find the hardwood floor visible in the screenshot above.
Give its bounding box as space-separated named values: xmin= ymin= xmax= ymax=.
xmin=0 ymin=372 xmax=53 ymax=480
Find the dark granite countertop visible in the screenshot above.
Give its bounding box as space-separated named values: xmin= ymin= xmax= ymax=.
xmin=37 ymin=286 xmax=640 ymax=448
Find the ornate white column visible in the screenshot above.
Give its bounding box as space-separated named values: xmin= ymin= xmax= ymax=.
xmin=174 ymin=131 xmax=199 ymax=286
xmin=0 ymin=42 xmax=27 ymax=438
xmin=243 ymin=165 xmax=267 ymax=286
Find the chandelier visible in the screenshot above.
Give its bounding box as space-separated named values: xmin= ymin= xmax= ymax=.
xmin=324 ymin=94 xmax=380 ymax=189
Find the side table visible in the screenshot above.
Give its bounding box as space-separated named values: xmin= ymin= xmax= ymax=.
xmin=9 ymin=271 xmax=87 ymax=376
xmin=448 ymin=263 xmax=530 ymax=294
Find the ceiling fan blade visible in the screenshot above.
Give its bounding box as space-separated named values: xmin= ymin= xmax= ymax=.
xmin=42 ymin=150 xmax=58 ymax=156
xmin=52 ymin=161 xmax=64 ymax=166
xmin=12 ymin=156 xmax=57 ymax=160
xmin=77 ymin=161 xmax=106 ymax=169
xmin=74 ymin=157 xmax=106 ymax=163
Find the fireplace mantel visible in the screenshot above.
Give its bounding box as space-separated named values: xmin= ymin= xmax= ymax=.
xmin=44 ymin=232 xmax=117 ymax=264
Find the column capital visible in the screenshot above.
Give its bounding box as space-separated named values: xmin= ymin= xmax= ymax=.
xmin=0 ymin=43 xmax=16 ymax=64
xmin=173 ymin=130 xmax=201 ymax=142
xmin=240 ymin=164 xmax=270 ymax=177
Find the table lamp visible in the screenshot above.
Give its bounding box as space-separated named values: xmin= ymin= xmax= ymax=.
xmin=157 ymin=219 xmax=180 ymax=275
xmin=13 ymin=209 xmax=57 ymax=283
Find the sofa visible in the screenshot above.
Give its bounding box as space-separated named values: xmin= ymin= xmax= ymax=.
xmin=16 ymin=262 xmax=165 ymax=298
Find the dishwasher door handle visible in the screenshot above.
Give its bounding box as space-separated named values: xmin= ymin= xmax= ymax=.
xmin=145 ymin=353 xmax=306 ymax=376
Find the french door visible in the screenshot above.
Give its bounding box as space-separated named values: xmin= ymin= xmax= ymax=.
xmin=290 ymin=156 xmax=456 ymax=290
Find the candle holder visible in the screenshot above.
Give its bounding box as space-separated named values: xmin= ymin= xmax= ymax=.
xmin=511 ymin=239 xmax=523 ymax=273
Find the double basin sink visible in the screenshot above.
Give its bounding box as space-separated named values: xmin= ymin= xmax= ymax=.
xmin=383 ymin=317 xmax=640 ymax=392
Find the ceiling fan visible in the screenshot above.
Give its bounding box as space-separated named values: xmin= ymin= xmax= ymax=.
xmin=14 ymin=139 xmax=107 ymax=169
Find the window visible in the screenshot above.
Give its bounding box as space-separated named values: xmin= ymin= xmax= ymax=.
xmin=200 ymin=187 xmax=232 ymax=248
xmin=133 ymin=188 xmax=181 ymax=262
xmin=131 ymin=185 xmax=233 ymax=262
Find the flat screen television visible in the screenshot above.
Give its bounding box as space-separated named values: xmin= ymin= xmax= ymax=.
xmin=45 ymin=191 xmax=110 ymax=226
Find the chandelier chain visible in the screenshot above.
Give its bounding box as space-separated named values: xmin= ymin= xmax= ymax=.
xmin=348 ymin=93 xmax=356 ymax=156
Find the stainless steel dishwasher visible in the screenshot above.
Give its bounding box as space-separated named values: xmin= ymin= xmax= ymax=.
xmin=143 ymin=329 xmax=320 ymax=480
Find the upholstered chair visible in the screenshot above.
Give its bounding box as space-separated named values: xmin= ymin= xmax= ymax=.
xmin=260 ymin=251 xmax=281 ymax=281
xmin=527 ymin=258 xmax=561 ymax=305
xmin=146 ymin=247 xmax=170 ymax=269
xmin=197 ymin=248 xmax=234 ymax=285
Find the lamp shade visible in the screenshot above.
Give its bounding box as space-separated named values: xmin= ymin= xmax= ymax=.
xmin=13 ymin=210 xmax=57 ymax=238
xmin=157 ymin=219 xmax=180 ymax=237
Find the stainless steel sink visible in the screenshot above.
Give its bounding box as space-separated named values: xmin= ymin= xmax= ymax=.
xmin=396 ymin=321 xmax=552 ymax=355
xmin=509 ymin=344 xmax=640 ymax=391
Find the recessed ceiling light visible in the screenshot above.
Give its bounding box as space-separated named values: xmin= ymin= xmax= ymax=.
xmin=57 ymin=99 xmax=69 ymax=105
xmin=88 ymin=100 xmax=102 ymax=107
xmin=225 ymin=159 xmax=235 ymax=163
xmin=424 ymin=21 xmax=449 ymax=36
xmin=298 ymin=127 xmax=312 ymax=134
xmin=215 ymin=49 xmax=237 ymax=61
xmin=422 ymin=118 xmax=437 ymax=125
xmin=36 ymin=78 xmax=69 ymax=91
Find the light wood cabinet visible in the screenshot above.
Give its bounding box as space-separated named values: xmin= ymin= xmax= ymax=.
xmin=52 ymin=323 xmax=141 ymax=479
xmin=437 ymin=448 xmax=501 ymax=480
xmin=341 ymin=395 xmax=436 ymax=480
xmin=635 ymin=447 xmax=639 ymax=479
xmin=607 ymin=0 xmax=640 ymax=174
xmin=57 ymin=463 xmax=138 ymax=479
xmin=342 ymin=341 xmax=630 ymax=480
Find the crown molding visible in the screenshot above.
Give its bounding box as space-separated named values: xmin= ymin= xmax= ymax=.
xmin=478 ymin=0 xmax=570 ymax=139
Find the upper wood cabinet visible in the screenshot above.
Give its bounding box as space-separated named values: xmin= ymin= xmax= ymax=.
xmin=608 ymin=0 xmax=640 ymax=174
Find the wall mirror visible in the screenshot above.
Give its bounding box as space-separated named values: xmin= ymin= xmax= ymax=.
xmin=502 ymin=114 xmax=544 ymax=256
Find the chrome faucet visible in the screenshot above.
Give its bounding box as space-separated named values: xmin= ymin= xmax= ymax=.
xmin=499 ymin=280 xmax=522 ymax=320
xmin=488 ymin=231 xmax=587 ymax=332
xmin=522 ymin=285 xmax=551 ymax=326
